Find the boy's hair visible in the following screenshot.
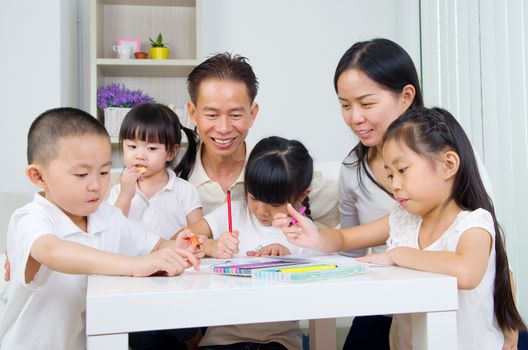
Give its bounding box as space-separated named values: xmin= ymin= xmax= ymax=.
xmin=336 ymin=38 xmax=424 ymax=196
xmin=187 ymin=52 xmax=259 ymax=105
xmin=118 ymin=103 xmax=199 ymax=180
xmin=27 ymin=107 xmax=109 ymax=166
xmin=382 ymin=106 xmax=527 ymax=332
xmin=244 ymin=136 xmax=313 ymax=215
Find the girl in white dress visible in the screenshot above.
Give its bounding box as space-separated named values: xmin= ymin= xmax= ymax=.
xmin=185 ymin=136 xmax=314 ymax=350
xmin=274 ymin=107 xmax=526 ymax=349
xmin=184 ymin=136 xmax=314 ymax=260
xmin=107 ymin=103 xmax=204 ymax=350
xmin=108 ymin=103 xmax=203 ymax=239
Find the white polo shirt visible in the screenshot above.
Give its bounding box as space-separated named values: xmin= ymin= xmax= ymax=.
xmin=108 ymin=169 xmax=202 ymax=239
xmin=0 ymin=193 xmax=159 ymax=350
xmin=188 ymin=142 xmax=340 ymax=228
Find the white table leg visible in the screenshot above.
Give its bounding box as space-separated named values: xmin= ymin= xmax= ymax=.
xmin=309 ymin=318 xmax=337 ymax=350
xmin=411 ymin=311 xmax=457 ymax=350
xmin=87 ymin=333 xmax=128 ymax=350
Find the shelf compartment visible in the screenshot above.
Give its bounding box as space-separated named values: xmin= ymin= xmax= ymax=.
xmin=96 ymin=58 xmax=199 ymax=77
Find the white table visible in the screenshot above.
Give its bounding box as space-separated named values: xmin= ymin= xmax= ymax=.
xmin=86 ymin=257 xmax=458 ymax=350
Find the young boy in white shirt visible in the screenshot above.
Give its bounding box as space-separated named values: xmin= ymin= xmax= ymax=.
xmin=0 ymin=107 xmax=202 ymax=350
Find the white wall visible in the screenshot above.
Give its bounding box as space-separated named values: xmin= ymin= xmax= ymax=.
xmin=0 ymin=0 xmax=421 ymax=185
xmin=0 ymin=0 xmax=79 ymax=194
xmin=201 ymin=0 xmax=420 ymax=166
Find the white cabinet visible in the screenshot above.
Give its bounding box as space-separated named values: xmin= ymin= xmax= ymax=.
xmin=89 ymin=0 xmax=201 ymax=143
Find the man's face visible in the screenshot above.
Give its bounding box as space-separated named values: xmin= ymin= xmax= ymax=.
xmin=189 ymin=79 xmax=258 ymax=158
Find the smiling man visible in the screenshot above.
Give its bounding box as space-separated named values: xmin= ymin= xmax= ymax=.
xmin=186 ymin=53 xmax=258 ymax=214
xmin=186 ymin=52 xmax=339 ymax=228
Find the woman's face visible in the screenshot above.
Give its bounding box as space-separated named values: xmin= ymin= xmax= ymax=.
xmin=336 ymin=69 xmax=413 ymax=148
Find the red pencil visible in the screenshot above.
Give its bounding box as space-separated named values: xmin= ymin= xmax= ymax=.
xmin=227 ymin=190 xmax=233 ymax=232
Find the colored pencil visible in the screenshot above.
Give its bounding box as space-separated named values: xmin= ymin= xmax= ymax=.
xmin=288 ymin=206 xmax=306 ymax=226
xmin=189 ymin=236 xmax=201 ymax=249
xmin=227 ymin=190 xmax=233 ymax=232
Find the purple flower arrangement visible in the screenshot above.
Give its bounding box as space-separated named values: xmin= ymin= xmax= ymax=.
xmin=96 ymin=83 xmax=155 ymax=109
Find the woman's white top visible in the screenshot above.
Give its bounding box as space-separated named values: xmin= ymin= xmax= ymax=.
xmin=387 ymin=206 xmax=503 ymax=350
xmin=108 ymin=169 xmax=201 ymax=239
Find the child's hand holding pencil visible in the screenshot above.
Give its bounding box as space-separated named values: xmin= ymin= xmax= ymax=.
xmin=210 ymin=230 xmax=240 ymax=259
xmin=174 ymin=229 xmax=205 ymax=258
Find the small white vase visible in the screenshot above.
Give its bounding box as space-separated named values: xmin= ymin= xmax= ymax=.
xmin=103 ymin=107 xmax=131 ymax=138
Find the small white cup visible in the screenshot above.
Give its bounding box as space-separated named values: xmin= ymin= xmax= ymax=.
xmin=113 ymin=45 xmax=133 ymax=59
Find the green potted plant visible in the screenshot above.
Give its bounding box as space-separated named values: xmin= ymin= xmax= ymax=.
xmin=149 ymin=33 xmax=169 ymax=59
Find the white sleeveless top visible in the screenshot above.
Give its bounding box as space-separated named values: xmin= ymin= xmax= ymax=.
xmin=387 ymin=206 xmax=503 ymax=350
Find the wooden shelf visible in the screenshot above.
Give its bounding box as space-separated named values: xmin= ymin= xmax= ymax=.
xmin=90 ymin=0 xmax=201 ymax=167
xmin=96 ymin=59 xmax=200 ymax=77
xmin=102 ymin=0 xmax=195 ymax=7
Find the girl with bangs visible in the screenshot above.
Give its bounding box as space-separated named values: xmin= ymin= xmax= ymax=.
xmin=183 ymin=135 xmax=314 ymax=350
xmin=108 ymin=102 xmax=202 ymax=238
xmin=107 ymin=102 xmax=203 ymax=350
xmin=187 ymin=135 xmax=313 ymax=259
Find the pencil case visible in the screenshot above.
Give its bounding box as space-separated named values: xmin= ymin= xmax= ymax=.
xmin=251 ymin=263 xmax=366 ymax=282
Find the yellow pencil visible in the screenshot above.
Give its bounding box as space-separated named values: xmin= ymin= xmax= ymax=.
xmin=278 ymin=264 xmax=337 ymax=273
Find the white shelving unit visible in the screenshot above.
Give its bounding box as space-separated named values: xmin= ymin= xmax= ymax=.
xmin=89 ymin=0 xmax=201 ymax=142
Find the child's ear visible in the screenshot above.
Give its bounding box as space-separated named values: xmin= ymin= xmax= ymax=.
xmin=443 ymin=151 xmax=460 ymax=180
xmin=167 ymin=144 xmax=180 ymax=161
xmin=25 ymin=164 xmax=47 ymax=190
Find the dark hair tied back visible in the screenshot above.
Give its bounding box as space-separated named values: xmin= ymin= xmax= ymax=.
xmin=119 ymin=103 xmax=199 ymax=180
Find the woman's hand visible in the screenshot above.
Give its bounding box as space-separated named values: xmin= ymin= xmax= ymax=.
xmin=248 ymin=244 xmax=291 ymax=257
xmin=272 ymin=203 xmax=321 ymax=249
